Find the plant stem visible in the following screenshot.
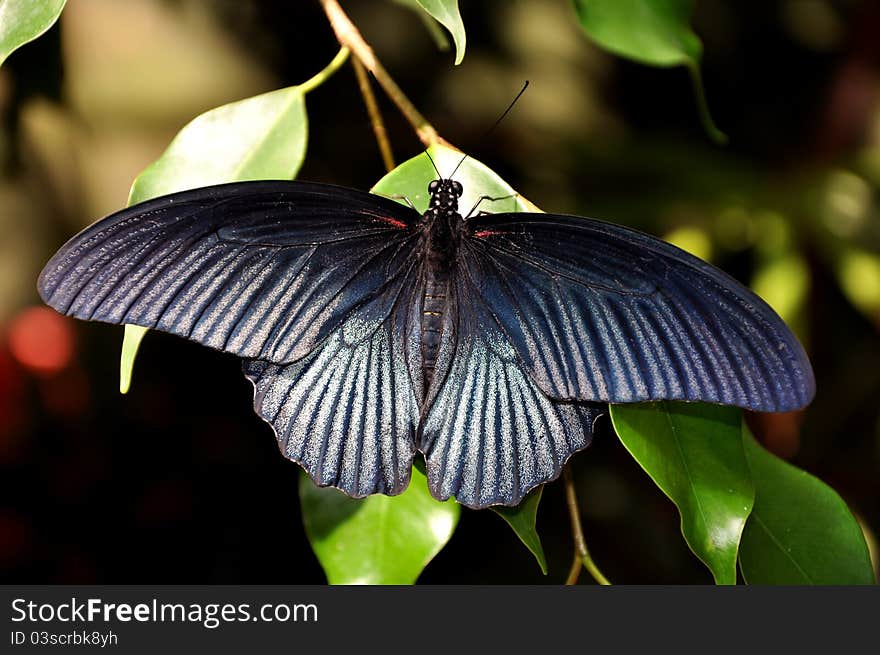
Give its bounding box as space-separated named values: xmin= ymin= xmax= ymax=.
xmin=687 ymin=62 xmax=728 ymax=145
xmin=565 ymin=551 xmax=582 ymax=585
xmin=563 ymin=466 xmax=611 ymax=585
xmin=319 ymin=0 xmax=442 ymax=147
xmin=299 ymin=46 xmax=350 ymax=94
xmin=352 ymin=56 xmax=395 ymax=172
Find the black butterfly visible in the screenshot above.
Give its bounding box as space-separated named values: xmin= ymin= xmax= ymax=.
xmin=37 ymin=176 xmax=815 ymax=508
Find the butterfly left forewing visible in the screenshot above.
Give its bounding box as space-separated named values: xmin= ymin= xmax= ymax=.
xmin=38 ymin=180 xmax=421 ymax=365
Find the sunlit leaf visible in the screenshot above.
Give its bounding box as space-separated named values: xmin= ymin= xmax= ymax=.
xmin=571 ymin=0 xmax=725 ymax=143
xmin=119 ymin=324 xmax=148 ymax=394
xmin=372 ymin=143 xmax=535 ymax=214
xmin=299 ymin=466 xmax=460 ymax=584
xmin=120 ymin=85 xmax=309 ymax=390
xmin=739 ymin=426 xmax=875 ymax=585
xmin=0 ymin=0 xmax=66 ymax=68
xmin=128 ymin=86 xmax=308 ymax=203
xmin=492 ymin=486 xmax=548 ymax=574
xmin=407 ymin=0 xmax=466 ymax=65
xmin=610 ymin=402 xmax=754 ymax=584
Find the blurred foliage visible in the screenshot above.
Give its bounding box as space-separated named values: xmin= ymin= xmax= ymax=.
xmin=1 ymin=0 xmax=879 ymax=584
xmin=571 ymin=0 xmax=726 ymax=142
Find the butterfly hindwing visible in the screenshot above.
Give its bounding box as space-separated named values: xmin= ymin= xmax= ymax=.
xmin=244 ymin=273 xmax=423 ymax=498
xmin=37 ymin=181 xmax=421 ymax=365
xmin=420 ymin=261 xmax=605 ymax=508
xmin=463 ymin=213 xmax=815 ymax=412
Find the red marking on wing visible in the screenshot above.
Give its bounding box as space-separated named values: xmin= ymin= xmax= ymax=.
xmin=377 ymin=216 xmax=409 ymax=229
xmin=474 ymin=230 xmax=502 ymax=238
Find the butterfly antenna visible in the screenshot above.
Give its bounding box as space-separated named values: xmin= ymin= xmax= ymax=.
xmin=424 ymin=150 xmax=442 ymax=179
xmin=450 ymin=80 xmax=529 ymax=179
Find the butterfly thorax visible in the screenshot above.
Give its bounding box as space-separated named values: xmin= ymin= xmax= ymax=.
xmin=419 ymin=178 xmax=465 ymax=391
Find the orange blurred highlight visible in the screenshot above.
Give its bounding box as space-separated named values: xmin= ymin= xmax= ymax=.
xmin=7 ymin=307 xmax=75 ymax=376
xmin=747 ymin=410 xmax=804 ymax=459
xmin=0 ymin=347 xmax=27 ymax=464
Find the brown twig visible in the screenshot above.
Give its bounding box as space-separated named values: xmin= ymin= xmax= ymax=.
xmin=351 ymin=57 xmax=395 ymax=172
xmin=320 ymin=0 xmax=444 ymax=148
xmin=563 ymin=466 xmax=611 ymax=585
xmin=566 ymin=551 xmax=582 ymax=585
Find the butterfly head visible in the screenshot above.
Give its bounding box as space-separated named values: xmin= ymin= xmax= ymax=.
xmin=428 ymin=179 xmax=463 ymax=213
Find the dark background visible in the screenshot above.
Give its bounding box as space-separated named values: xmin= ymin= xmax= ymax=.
xmin=1 ymin=0 xmax=878 ymax=584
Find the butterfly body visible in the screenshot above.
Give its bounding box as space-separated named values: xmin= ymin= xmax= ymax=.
xmin=418 ymin=178 xmax=465 ymax=391
xmin=38 ymin=173 xmax=815 ymax=508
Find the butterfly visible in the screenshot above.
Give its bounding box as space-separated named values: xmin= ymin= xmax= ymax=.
xmin=37 ymin=171 xmax=815 ymax=509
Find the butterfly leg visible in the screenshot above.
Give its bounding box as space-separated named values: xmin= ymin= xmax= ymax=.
xmin=464 ymin=193 xmax=518 ymax=218
xmin=374 ymin=192 xmax=418 ymax=212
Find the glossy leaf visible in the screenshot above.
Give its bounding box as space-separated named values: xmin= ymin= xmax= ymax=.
xmin=610 ymin=402 xmax=754 ymax=584
xmin=372 ymin=143 xmax=535 ymax=215
xmin=739 ymin=426 xmax=875 ymax=585
xmin=409 ymin=0 xmax=466 ymax=65
xmin=128 ymin=86 xmax=308 ymax=203
xmin=299 ymin=466 xmax=460 ymax=584
xmin=120 ymin=85 xmax=309 ymax=390
xmin=491 ymin=486 xmax=548 ymax=574
xmin=0 ymin=0 xmax=66 ymax=68
xmin=571 ymin=0 xmax=725 ymax=143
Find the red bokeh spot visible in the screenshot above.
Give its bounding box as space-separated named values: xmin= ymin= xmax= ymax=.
xmin=0 ymin=510 xmax=33 ymax=568
xmin=7 ymin=307 xmax=75 ymax=376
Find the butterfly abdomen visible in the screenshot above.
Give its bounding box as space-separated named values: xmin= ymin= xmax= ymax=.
xmin=421 ymin=266 xmax=448 ymax=389
xmin=418 ymin=185 xmax=463 ymax=392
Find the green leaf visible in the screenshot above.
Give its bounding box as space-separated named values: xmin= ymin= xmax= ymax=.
xmin=610 ymin=402 xmax=754 ymax=584
xmin=394 ymin=0 xmax=451 ymax=53
xmin=739 ymin=426 xmax=875 ymax=585
xmin=300 ymin=466 xmax=460 ymax=585
xmin=571 ymin=0 xmax=725 ymax=143
xmin=119 ymin=324 xmax=148 ymax=394
xmin=0 ymin=0 xmax=66 ymax=68
xmin=371 ymin=143 xmax=536 ymax=215
xmin=128 ymin=86 xmax=308 ymax=204
xmin=572 ymin=0 xmax=700 ymax=67
xmin=120 ymin=85 xmax=310 ymax=390
xmin=409 ymin=0 xmax=466 ymax=65
xmin=491 ymin=486 xmax=549 ymax=575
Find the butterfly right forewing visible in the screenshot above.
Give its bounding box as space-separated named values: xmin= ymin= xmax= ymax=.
xmin=459 ymin=212 xmax=814 ymax=412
